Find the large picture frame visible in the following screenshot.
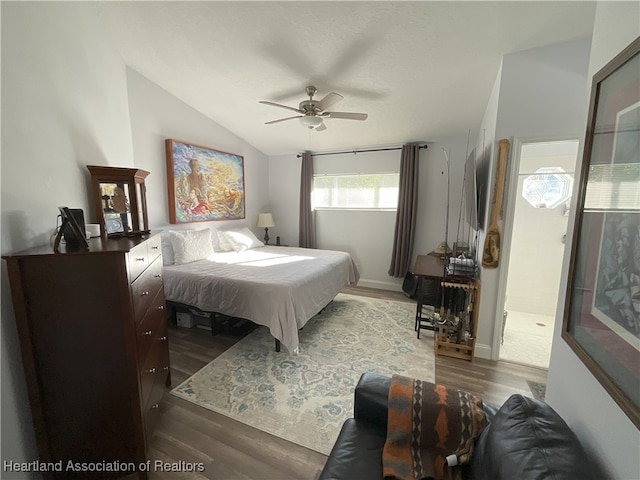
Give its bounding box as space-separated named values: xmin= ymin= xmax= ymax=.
xmin=562 ymin=37 xmax=640 ymax=428
xmin=165 ymin=139 xmax=246 ymax=223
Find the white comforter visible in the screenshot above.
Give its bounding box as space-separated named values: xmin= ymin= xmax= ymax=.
xmin=162 ymin=246 xmax=360 ymax=353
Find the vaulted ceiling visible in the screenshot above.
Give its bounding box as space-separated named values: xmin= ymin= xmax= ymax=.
xmin=98 ymin=1 xmax=597 ymax=156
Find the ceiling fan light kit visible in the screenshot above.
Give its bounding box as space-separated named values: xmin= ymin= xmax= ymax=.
xmin=260 ymin=85 xmax=368 ymax=131
xmin=300 ymin=115 xmax=324 ymax=129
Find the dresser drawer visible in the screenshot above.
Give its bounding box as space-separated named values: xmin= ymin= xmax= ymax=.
xmin=136 ymin=293 xmax=168 ymax=365
xmin=146 ymin=234 xmax=162 ymax=263
xmin=139 ymin=334 xmax=170 ymax=409
xmin=127 ymin=241 xmax=149 ymax=282
xmin=143 ymin=370 xmax=168 ymax=437
xmin=131 ymin=257 xmax=164 ymax=324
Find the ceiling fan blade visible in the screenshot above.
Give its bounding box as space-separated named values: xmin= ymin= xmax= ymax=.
xmin=315 ymin=122 xmax=327 ymax=132
xmin=324 ymin=112 xmax=368 ymax=121
xmin=259 ymin=101 xmax=303 ymax=114
xmin=316 ymin=92 xmax=343 ymax=112
xmin=265 ymin=115 xmax=302 ymax=125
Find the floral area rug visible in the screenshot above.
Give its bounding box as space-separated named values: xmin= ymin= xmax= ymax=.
xmin=170 ymin=293 xmax=436 ymax=455
xmin=527 ymin=380 xmax=547 ymax=402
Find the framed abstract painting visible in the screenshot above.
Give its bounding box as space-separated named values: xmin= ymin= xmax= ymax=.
xmin=562 ymin=37 xmax=640 ymax=428
xmin=165 ymin=139 xmax=246 ymax=223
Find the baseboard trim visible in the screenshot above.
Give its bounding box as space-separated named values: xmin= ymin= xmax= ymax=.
xmin=356 ymin=279 xmax=403 ymax=292
xmin=474 ymin=343 xmax=493 ymax=360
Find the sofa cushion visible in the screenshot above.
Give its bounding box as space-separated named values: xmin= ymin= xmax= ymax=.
xmin=318 ymin=418 xmax=385 ymax=480
xmin=353 ymin=373 xmax=391 ymax=430
xmin=471 ymin=394 xmax=606 ymax=480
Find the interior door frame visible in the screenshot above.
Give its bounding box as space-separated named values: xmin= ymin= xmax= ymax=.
xmin=491 ymin=135 xmax=582 ymax=361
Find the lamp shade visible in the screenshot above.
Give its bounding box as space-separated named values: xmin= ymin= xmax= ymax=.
xmin=432 ymin=242 xmax=452 ymax=254
xmin=257 ymin=213 xmax=275 ymax=228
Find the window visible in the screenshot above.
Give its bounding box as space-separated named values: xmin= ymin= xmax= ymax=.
xmin=584 ymin=163 xmax=640 ymax=211
xmin=522 ymin=167 xmax=573 ymax=209
xmin=313 ymin=173 xmax=399 ymax=209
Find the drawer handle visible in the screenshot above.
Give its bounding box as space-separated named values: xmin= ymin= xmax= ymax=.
xmin=150 ymin=403 xmax=160 ymax=409
xmin=136 ymin=257 xmax=145 ymax=262
xmin=162 ymin=366 xmax=169 ymax=372
xmin=157 ymin=305 xmax=165 ymax=311
xmin=151 ymin=246 xmax=159 ymax=250
xmin=143 ymin=330 xmax=152 ymax=336
xmin=160 ymin=336 xmax=167 ymax=341
xmin=146 ymin=367 xmax=156 ymax=374
xmin=141 ymin=291 xmax=150 ymax=296
xmin=154 ymin=274 xmax=162 ymax=278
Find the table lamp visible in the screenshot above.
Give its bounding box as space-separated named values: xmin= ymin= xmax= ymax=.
xmin=257 ymin=213 xmax=275 ymax=244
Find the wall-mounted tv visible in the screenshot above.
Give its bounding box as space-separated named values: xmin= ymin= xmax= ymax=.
xmin=463 ymin=145 xmax=491 ymax=232
xmin=472 ymin=145 xmax=491 ymax=231
xmin=464 ymin=149 xmax=479 ymax=230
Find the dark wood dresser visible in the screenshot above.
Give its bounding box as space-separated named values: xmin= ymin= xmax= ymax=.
xmin=3 ymin=232 xmax=170 ymax=478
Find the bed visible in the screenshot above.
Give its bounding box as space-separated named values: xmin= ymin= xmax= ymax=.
xmin=161 ymin=228 xmax=359 ymax=353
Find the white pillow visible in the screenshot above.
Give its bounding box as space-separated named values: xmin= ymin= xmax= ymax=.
xmin=219 ymin=227 xmax=264 ymax=252
xmin=160 ymin=231 xmax=176 ymax=265
xmin=216 ymin=230 xmax=235 ymax=252
xmin=167 ymin=228 xmax=214 ymax=265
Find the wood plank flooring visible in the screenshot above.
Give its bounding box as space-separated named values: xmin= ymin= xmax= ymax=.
xmin=146 ymin=286 xmax=547 ymax=480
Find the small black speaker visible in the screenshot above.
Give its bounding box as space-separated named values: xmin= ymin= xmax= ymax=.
xmin=62 ymin=209 xmax=86 ymax=245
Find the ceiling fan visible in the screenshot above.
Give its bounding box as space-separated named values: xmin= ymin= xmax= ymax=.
xmin=259 ymin=86 xmax=368 ymax=131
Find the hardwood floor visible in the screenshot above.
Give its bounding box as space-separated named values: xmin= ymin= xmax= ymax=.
xmin=146 ymin=286 xmax=547 ymax=480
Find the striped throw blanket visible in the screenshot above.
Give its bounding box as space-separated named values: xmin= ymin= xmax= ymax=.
xmin=383 ymin=374 xmax=486 ymax=480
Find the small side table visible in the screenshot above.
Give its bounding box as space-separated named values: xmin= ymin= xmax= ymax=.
xmin=267 ymin=236 xmax=289 ymax=247
xmin=412 ymin=254 xmax=446 ymax=338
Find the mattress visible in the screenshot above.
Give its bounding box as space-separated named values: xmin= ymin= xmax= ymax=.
xmin=162 ymin=246 xmax=360 ymax=353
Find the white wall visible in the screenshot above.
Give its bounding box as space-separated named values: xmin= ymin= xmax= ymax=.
xmin=1 ymin=4 xmax=136 ymax=474
xmin=473 ymin=62 xmax=501 ymax=358
xmin=126 ymin=68 xmax=271 ymax=234
xmin=268 ymin=154 xmax=301 ymax=247
xmin=268 ymin=138 xmax=473 ymax=291
xmin=475 ymin=37 xmax=593 ymax=359
xmin=1 ymin=3 xmax=270 ymax=472
xmin=545 ymin=3 xmax=640 ymax=479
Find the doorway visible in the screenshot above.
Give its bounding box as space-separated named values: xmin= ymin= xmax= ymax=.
xmin=499 ymin=140 xmax=579 ymax=368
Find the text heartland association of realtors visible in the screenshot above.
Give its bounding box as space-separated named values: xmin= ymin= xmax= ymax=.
xmin=3 ymin=459 xmax=206 ymax=473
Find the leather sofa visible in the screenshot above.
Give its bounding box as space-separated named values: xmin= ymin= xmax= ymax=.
xmin=318 ymin=373 xmax=608 ymax=480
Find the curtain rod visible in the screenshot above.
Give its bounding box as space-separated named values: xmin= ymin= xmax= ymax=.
xmin=297 ymin=144 xmax=428 ymax=158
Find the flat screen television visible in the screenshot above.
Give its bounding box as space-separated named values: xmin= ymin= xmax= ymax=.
xmin=464 ymin=148 xmax=479 ymax=230
xmin=466 ymin=144 xmax=491 ymax=231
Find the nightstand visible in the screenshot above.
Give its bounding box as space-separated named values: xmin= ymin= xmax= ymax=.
xmin=269 ymin=236 xmax=289 ymax=247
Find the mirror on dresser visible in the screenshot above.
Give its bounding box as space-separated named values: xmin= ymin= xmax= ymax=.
xmin=87 ymin=165 xmax=151 ymax=237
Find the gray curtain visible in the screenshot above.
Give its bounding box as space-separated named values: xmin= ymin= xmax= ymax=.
xmin=298 ymin=151 xmax=316 ymax=248
xmin=388 ymin=144 xmax=420 ymax=277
